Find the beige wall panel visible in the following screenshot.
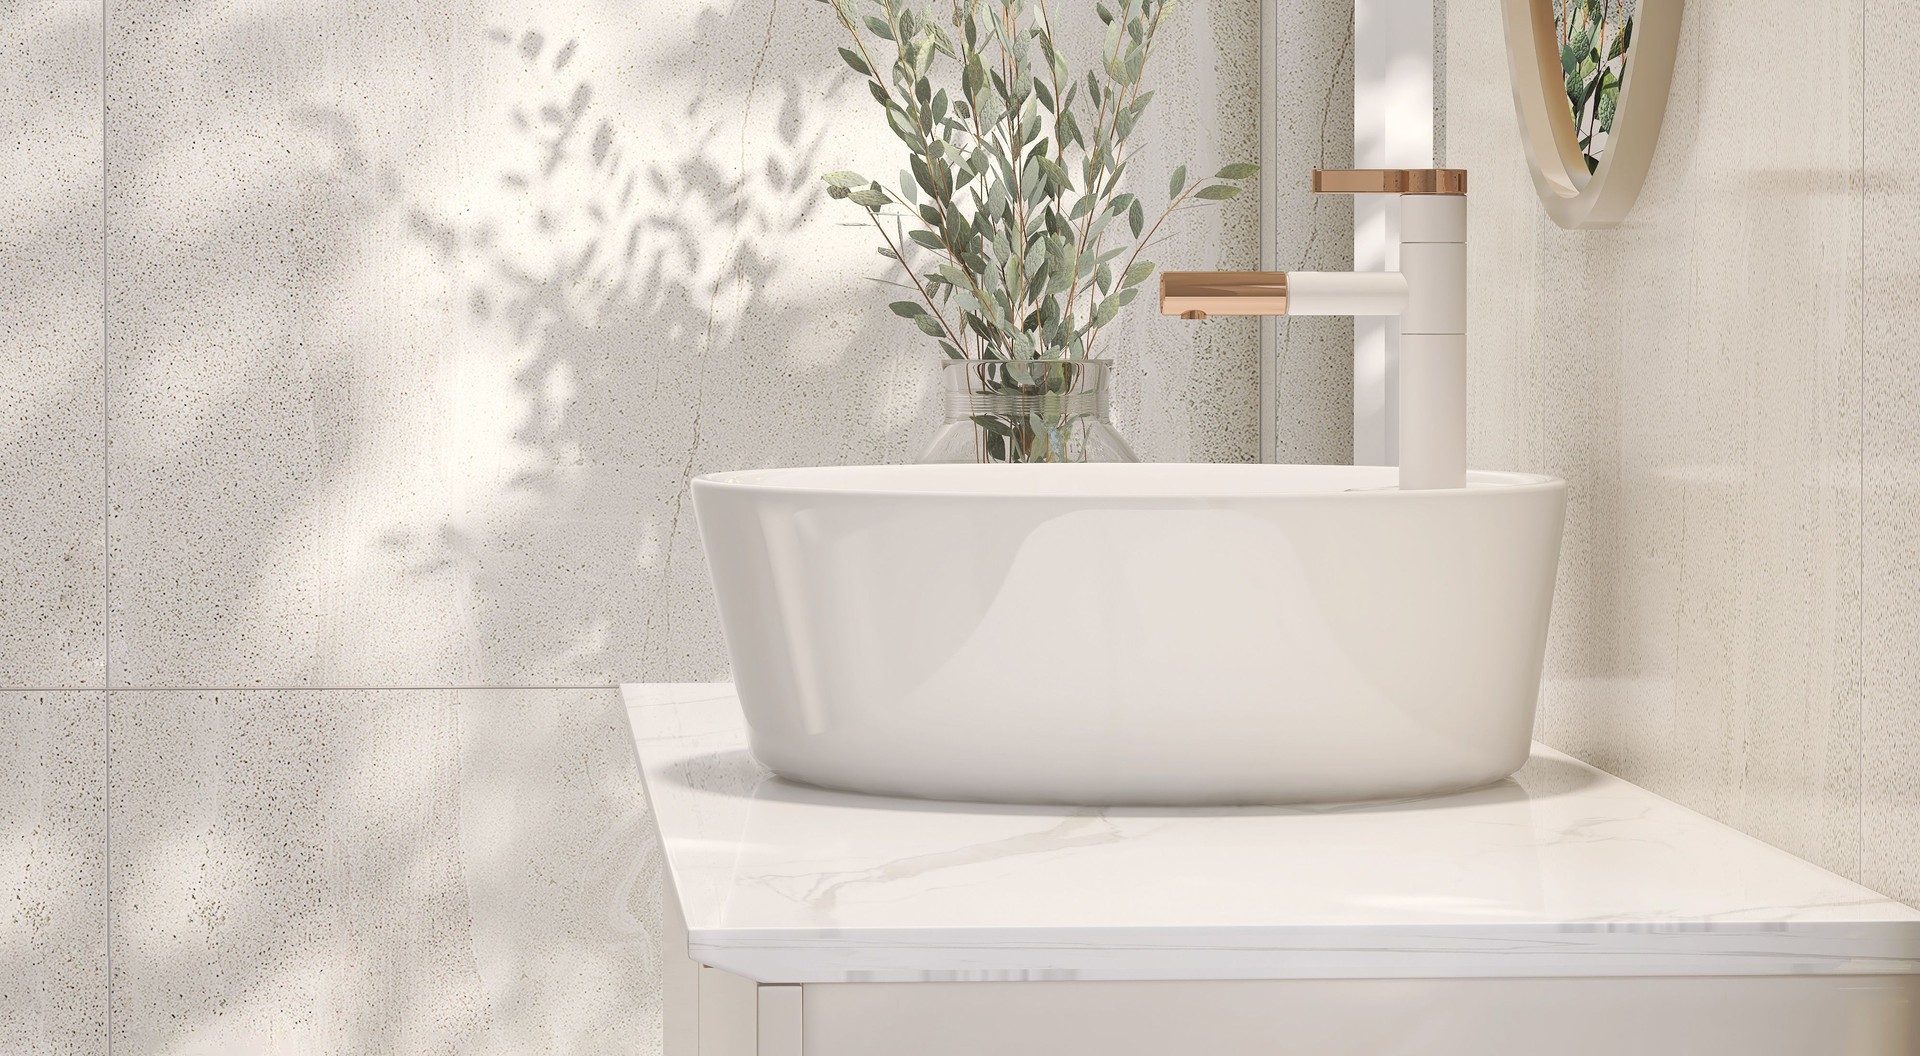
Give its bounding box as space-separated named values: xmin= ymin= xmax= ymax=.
xmin=107 ymin=688 xmax=658 ymax=1053
xmin=1 ymin=1 xmax=105 ymax=687
xmin=1445 ymin=0 xmax=1869 ymax=883
xmin=1864 ymin=0 xmax=1920 ymax=908
xmin=0 ymin=693 xmax=105 ymax=1054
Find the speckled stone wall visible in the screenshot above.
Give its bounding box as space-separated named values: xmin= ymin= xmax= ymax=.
xmin=0 ymin=0 xmax=1351 ymax=1051
xmin=1445 ymin=0 xmax=1918 ymax=907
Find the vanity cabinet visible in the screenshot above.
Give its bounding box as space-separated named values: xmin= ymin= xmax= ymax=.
xmin=626 ymin=685 xmax=1920 ymax=1056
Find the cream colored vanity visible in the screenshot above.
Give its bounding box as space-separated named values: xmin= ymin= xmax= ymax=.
xmin=625 ymin=684 xmax=1920 ymax=1055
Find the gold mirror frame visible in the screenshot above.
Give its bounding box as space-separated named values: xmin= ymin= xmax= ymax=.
xmin=1500 ymin=0 xmax=1685 ymax=229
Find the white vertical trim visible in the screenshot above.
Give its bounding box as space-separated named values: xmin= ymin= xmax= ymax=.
xmin=665 ymin=875 xmax=701 ymax=1056
xmin=1352 ymin=0 xmax=1434 ymax=465
xmin=758 ymin=986 xmax=803 ymax=1056
xmin=699 ymin=967 xmax=761 ymax=1056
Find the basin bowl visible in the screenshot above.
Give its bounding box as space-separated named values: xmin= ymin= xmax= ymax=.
xmin=692 ymin=463 xmax=1566 ymax=805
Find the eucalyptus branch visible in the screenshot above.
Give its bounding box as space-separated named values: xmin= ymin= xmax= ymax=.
xmin=867 ymin=209 xmax=968 ymax=353
xmin=818 ymin=0 xmax=1256 ymax=362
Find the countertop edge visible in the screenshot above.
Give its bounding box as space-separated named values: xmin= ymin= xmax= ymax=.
xmin=683 ymin=921 xmax=1920 ymax=983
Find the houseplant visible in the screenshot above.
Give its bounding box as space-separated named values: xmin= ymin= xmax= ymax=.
xmin=820 ymin=0 xmax=1256 ymax=462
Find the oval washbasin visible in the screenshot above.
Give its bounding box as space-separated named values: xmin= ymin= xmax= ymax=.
xmin=691 ymin=463 xmax=1567 ymax=805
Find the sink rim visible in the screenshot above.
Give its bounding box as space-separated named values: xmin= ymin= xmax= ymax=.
xmin=693 ymin=462 xmax=1564 ymax=500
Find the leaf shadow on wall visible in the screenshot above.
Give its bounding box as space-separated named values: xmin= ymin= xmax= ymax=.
xmin=304 ymin=21 xmax=927 ymax=686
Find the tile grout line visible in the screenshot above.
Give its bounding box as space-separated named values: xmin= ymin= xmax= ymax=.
xmin=71 ymin=685 xmax=624 ymax=693
xmin=99 ymin=0 xmax=110 ymax=1047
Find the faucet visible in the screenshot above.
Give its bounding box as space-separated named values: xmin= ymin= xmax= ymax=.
xmin=1160 ymin=168 xmax=1468 ymax=491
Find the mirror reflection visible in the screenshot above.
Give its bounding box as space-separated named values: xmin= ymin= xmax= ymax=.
xmin=1554 ymin=0 xmax=1638 ymax=171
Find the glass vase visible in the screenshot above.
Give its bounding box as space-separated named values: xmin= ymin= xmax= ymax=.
xmin=918 ymin=358 xmax=1139 ymax=465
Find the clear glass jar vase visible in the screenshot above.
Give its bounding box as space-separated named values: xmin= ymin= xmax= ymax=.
xmin=918 ymin=358 xmax=1139 ymax=464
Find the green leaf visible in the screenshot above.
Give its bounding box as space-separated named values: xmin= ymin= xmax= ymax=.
xmin=889 ymin=300 xmax=927 ymax=319
xmin=823 ymin=170 xmax=866 ymax=189
xmin=1214 ymin=162 xmax=1259 ymax=180
xmin=907 ymin=229 xmax=944 ymax=251
xmin=1609 ymin=16 xmax=1634 ymax=60
xmin=848 ymin=186 xmax=889 ymax=208
xmin=887 ymin=107 xmax=918 ymax=143
xmin=962 ymin=60 xmax=986 ymax=100
xmin=1121 ymin=260 xmax=1154 ymax=288
xmin=1058 ymin=108 xmax=1083 ymax=148
xmin=912 ymin=314 xmax=946 ymax=336
xmin=837 ymin=47 xmax=871 ymax=77
xmin=1194 ymin=184 xmax=1241 ymax=200
xmin=1034 ymin=156 xmax=1070 ymax=189
xmin=865 ymin=15 xmax=894 ymax=39
xmin=1168 ymin=164 xmax=1186 ymax=198
xmin=1128 ymin=198 xmax=1144 ymax=237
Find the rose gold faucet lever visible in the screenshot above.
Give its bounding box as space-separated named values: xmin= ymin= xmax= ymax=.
xmin=1309 ymin=168 xmax=1468 ymax=196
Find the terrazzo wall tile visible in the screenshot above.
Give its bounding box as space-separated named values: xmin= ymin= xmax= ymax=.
xmin=0 ymin=693 xmax=106 ymax=1055
xmin=1265 ymin=0 xmax=1353 ymax=464
xmin=1863 ymin=0 xmax=1920 ymax=909
xmin=1 ymin=1 xmax=104 ymax=687
xmin=103 ymin=0 xmax=1302 ymax=690
xmin=108 ymin=688 xmax=657 ymax=1054
xmin=1445 ymin=0 xmax=1868 ymax=880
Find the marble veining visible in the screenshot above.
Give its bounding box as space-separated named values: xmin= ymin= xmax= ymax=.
xmin=625 ymin=684 xmax=1920 ymax=984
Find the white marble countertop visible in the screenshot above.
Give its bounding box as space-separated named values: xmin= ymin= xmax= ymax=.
xmin=623 ymin=683 xmax=1920 ymax=984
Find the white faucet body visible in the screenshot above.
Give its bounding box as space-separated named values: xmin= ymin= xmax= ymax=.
xmin=1394 ymin=193 xmax=1468 ymax=491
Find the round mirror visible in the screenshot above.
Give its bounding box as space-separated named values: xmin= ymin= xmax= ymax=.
xmin=1500 ymin=0 xmax=1685 ymax=228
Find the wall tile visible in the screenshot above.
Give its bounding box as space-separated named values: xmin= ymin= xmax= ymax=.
xmin=1863 ymin=0 xmax=1920 ymax=908
xmin=0 ymin=693 xmax=107 ymax=1055
xmin=1446 ymin=0 xmax=1866 ymax=879
xmin=103 ymin=0 xmax=1280 ymax=690
xmin=1266 ymin=0 xmax=1354 ymax=464
xmin=1 ymin=1 xmax=104 ymax=687
xmin=109 ymin=688 xmax=657 ymax=1054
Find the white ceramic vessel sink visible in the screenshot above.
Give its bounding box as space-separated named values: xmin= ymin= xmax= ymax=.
xmin=693 ymin=464 xmax=1566 ymax=805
